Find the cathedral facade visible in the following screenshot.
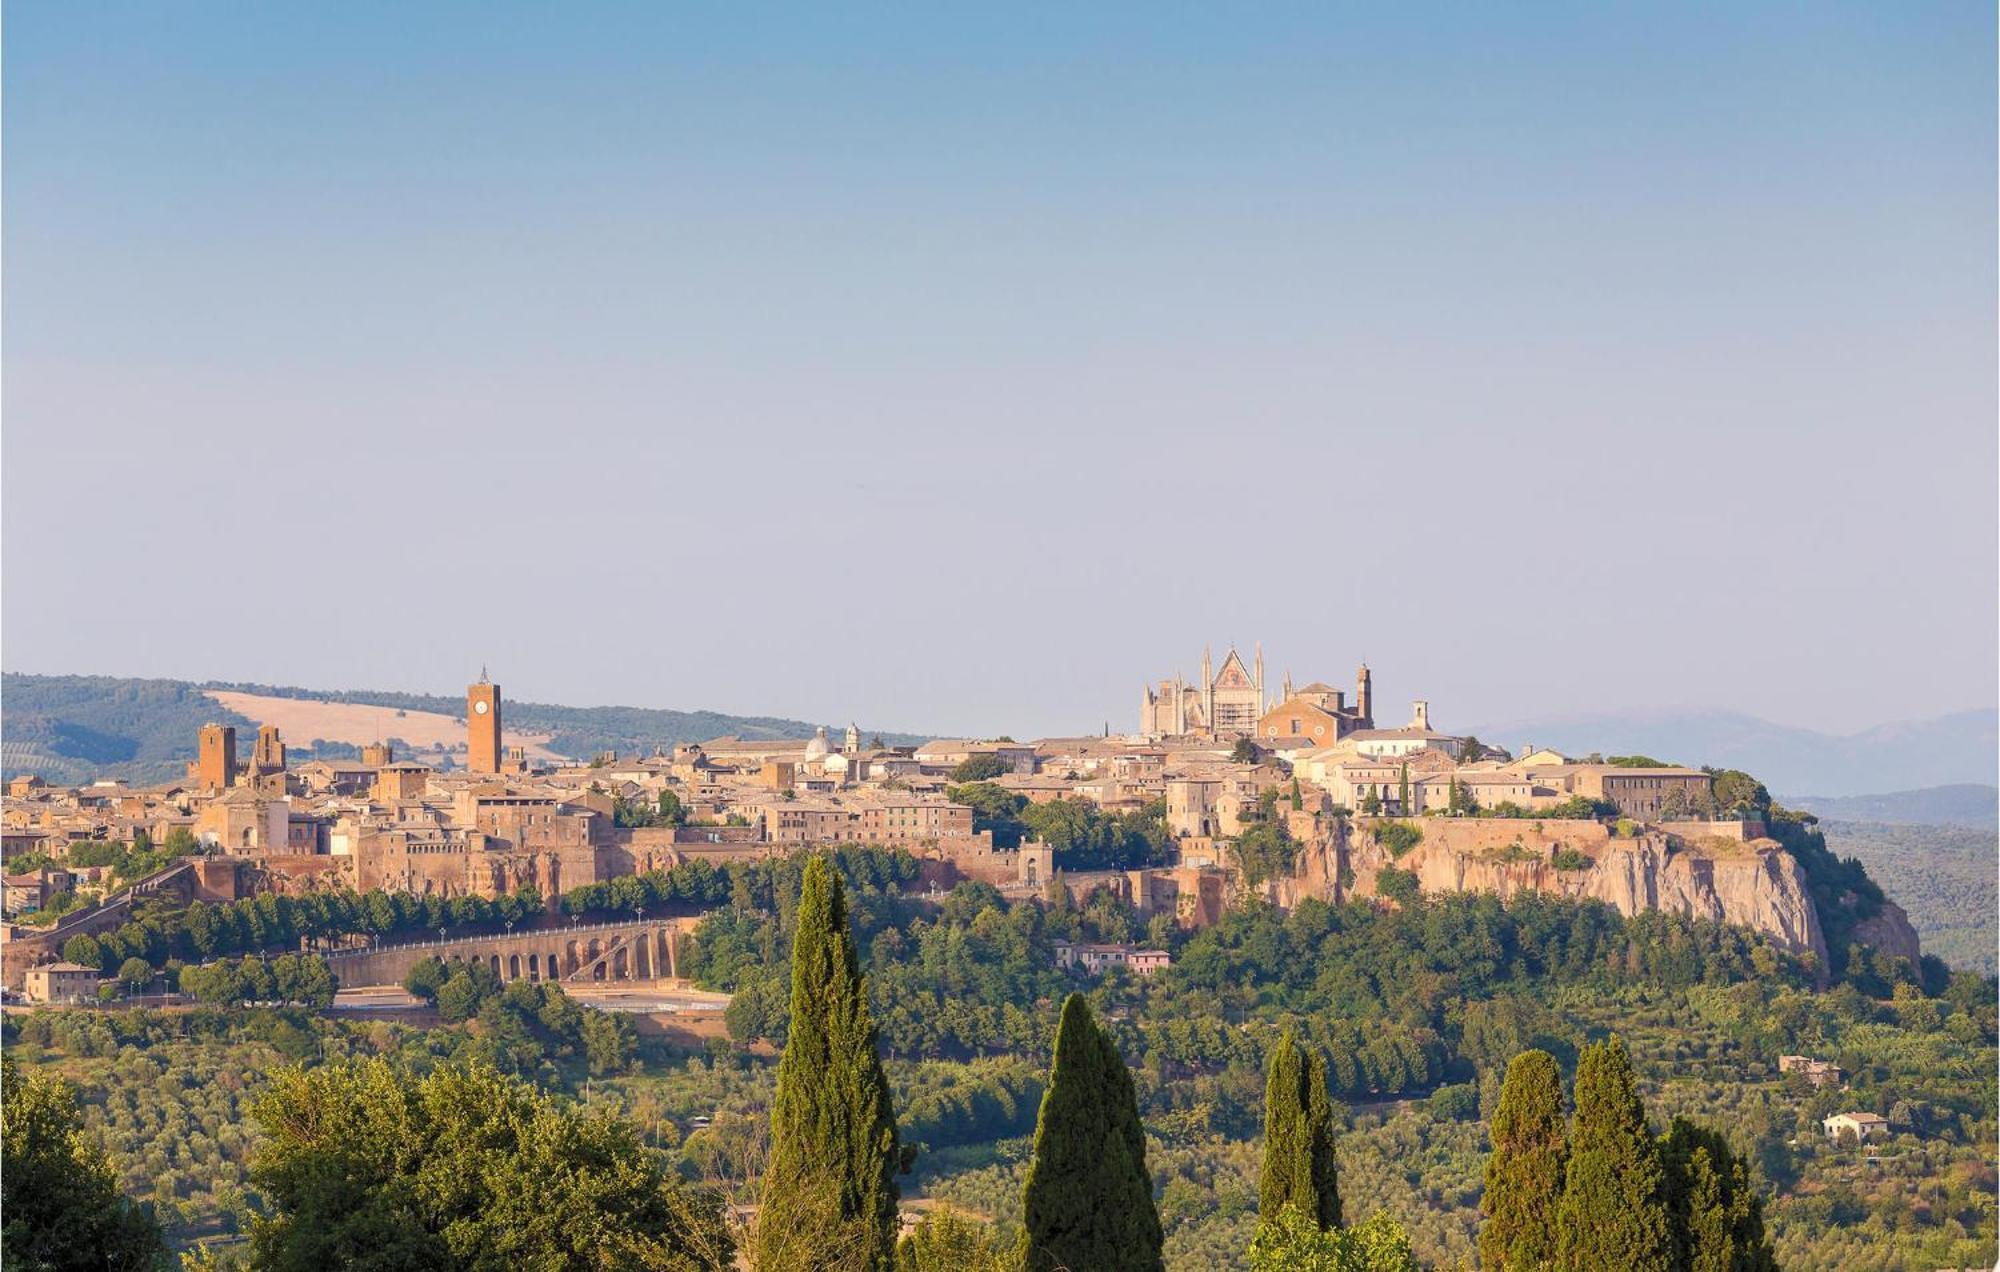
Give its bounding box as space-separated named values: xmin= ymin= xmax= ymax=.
xmin=1140 ymin=645 xmax=1266 ymax=739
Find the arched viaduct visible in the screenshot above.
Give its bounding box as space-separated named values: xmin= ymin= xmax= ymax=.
xmin=324 ymin=916 xmax=705 ymax=989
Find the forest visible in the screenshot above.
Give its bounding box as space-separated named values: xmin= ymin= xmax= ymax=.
xmin=6 ymin=842 xmax=1994 ymax=1270
xmin=1819 ymin=818 xmax=1998 ymax=975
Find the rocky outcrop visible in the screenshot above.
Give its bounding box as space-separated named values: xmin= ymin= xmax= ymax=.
xmin=1852 ymin=900 xmax=1923 ymax=968
xmin=1290 ymin=818 xmax=1839 ymax=973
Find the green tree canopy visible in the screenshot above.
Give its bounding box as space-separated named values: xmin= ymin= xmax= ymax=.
xmin=0 ymin=1054 xmax=167 ymax=1272
xmin=1554 ymin=1035 xmax=1672 ymax=1272
xmin=754 ymin=855 xmax=902 ymax=1272
xmin=1247 ymin=1206 xmax=1418 ymax=1272
xmin=1259 ymin=1030 xmax=1341 ymax=1237
xmin=248 ymin=1058 xmax=730 ymax=1271
xmin=950 ymin=753 xmax=1013 ymax=783
xmin=1019 ymin=993 xmax=1164 ymax=1272
xmin=1661 ymin=1117 xmax=1778 ymax=1272
xmin=1479 ymin=1048 xmax=1567 ymax=1271
xmin=893 ymin=1205 xmax=1007 ymax=1272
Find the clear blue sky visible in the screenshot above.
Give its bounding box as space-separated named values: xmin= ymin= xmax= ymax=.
xmin=5 ymin=2 xmax=1994 ymax=739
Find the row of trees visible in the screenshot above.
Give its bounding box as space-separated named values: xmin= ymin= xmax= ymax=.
xmin=756 ymin=854 xmax=1420 ymax=1271
xmin=175 ymin=954 xmax=338 ymax=1009
xmin=402 ymin=957 xmax=641 ymax=1075
xmin=1481 ymin=1038 xmax=1775 ymax=1271
xmin=65 ymin=884 xmax=546 ymax=976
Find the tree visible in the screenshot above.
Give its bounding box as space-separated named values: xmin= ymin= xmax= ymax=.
xmin=1018 ymin=994 xmax=1164 ymax=1272
xmin=755 ymin=855 xmax=902 ymax=1272
xmin=402 ymin=955 xmax=448 ymax=1001
xmin=249 ymin=1059 xmax=730 ymax=1270
xmin=894 ymin=1205 xmax=1007 ymax=1272
xmin=1660 ymin=1118 xmax=1777 ymax=1272
xmin=116 ymin=957 xmax=154 ymax=995
xmin=950 ymin=753 xmax=1011 ymax=783
xmin=1259 ymin=1031 xmax=1341 ymax=1240
xmin=1480 ymin=1049 xmax=1567 ymax=1271
xmin=0 ymin=1054 xmax=166 ymax=1272
xmin=1248 ymin=1206 xmax=1417 ymax=1272
xmin=1554 ymin=1036 xmax=1672 ymax=1272
xmin=60 ymin=934 xmax=104 ymax=972
xmin=1374 ymin=867 xmax=1420 ymax=908
xmin=657 ymin=789 xmax=687 ymax=825
xmin=1231 ymin=738 xmax=1261 ymax=764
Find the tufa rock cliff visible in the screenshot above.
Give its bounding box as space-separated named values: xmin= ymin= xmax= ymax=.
xmin=1280 ymin=816 xmax=1923 ymax=979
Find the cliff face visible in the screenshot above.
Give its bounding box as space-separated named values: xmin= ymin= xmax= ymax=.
xmin=1289 ymin=819 xmax=1839 ymax=973
xmin=1852 ymin=900 xmax=1923 ymax=968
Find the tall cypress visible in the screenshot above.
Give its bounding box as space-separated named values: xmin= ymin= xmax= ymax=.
xmin=1479 ymin=1049 xmax=1567 ymax=1271
xmin=755 ymin=856 xmax=901 ymax=1272
xmin=1660 ymin=1117 xmax=1777 ymax=1272
xmin=1302 ymin=1042 xmax=1342 ymax=1229
xmin=1554 ymin=1036 xmax=1672 ymax=1272
xmin=1018 ymin=994 xmax=1164 ymax=1272
xmin=1258 ymin=1031 xmax=1341 ymax=1237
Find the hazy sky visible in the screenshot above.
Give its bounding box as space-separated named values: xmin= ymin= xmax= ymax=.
xmin=6 ymin=3 xmax=1995 ymax=740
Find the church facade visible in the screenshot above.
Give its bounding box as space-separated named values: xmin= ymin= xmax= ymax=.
xmin=1142 ymin=648 xmax=1377 ymax=742
xmin=1140 ymin=646 xmax=1267 ymax=739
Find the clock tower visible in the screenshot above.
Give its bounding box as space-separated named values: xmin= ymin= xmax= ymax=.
xmin=467 ymin=672 xmax=502 ymax=775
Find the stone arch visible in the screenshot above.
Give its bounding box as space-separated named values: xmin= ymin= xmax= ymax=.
xmin=507 ymin=954 xmax=521 ymax=980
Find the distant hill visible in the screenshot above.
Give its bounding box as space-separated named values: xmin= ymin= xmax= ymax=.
xmin=1 ymin=672 xmax=924 ymax=785
xmin=1819 ymin=819 xmax=1999 ymax=976
xmin=1785 ymin=784 xmax=1998 ymax=829
xmin=1468 ymin=707 xmax=1998 ymax=798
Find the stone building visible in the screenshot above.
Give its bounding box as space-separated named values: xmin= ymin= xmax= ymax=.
xmin=24 ymin=962 xmax=100 ymax=1004
xmin=1255 ymin=666 xmax=1376 ymax=746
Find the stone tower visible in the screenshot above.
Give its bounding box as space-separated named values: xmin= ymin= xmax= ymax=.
xmin=1355 ymin=663 xmax=1374 ymax=728
xmin=467 ymin=673 xmax=502 ymax=775
xmin=252 ymin=725 xmax=286 ymax=774
xmin=196 ymin=724 xmax=237 ymax=790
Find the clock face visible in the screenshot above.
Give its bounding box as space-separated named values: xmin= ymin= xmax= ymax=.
xmin=474 ymin=700 xmax=489 ymax=715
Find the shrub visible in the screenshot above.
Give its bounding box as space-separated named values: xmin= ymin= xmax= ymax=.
xmin=1375 ymin=867 xmax=1421 ymax=908
xmin=1552 ymin=848 xmax=1592 ymax=872
xmin=1428 ymin=1082 xmax=1480 ymax=1122
xmin=1374 ymin=822 xmax=1423 ymax=859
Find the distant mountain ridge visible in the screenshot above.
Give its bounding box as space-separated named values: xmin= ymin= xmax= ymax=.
xmin=1 ymin=672 xmax=925 ymax=786
xmin=1785 ymin=785 xmax=1998 ymax=829
xmin=1468 ymin=707 xmax=1998 ymax=798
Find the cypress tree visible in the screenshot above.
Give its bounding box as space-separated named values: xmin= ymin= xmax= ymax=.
xmin=755 ymin=856 xmax=901 ymax=1272
xmin=1258 ymin=1031 xmax=1341 ymax=1238
xmin=1303 ymin=1042 xmax=1342 ymax=1229
xmin=1554 ymin=1036 xmax=1672 ymax=1272
xmin=1479 ymin=1049 xmax=1567 ymax=1272
xmin=1660 ymin=1117 xmax=1777 ymax=1272
xmin=1018 ymin=994 xmax=1164 ymax=1272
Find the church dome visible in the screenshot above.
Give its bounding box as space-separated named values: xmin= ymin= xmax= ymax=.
xmin=805 ymin=726 xmax=830 ymax=758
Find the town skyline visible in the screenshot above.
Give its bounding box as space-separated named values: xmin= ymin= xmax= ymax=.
xmin=0 ymin=651 xmax=1992 ymax=751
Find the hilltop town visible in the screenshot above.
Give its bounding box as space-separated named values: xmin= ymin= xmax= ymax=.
xmin=3 ymin=648 xmax=1917 ymax=994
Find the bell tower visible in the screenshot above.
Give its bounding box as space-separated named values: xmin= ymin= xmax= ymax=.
xmin=467 ymin=671 xmax=502 ymax=775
